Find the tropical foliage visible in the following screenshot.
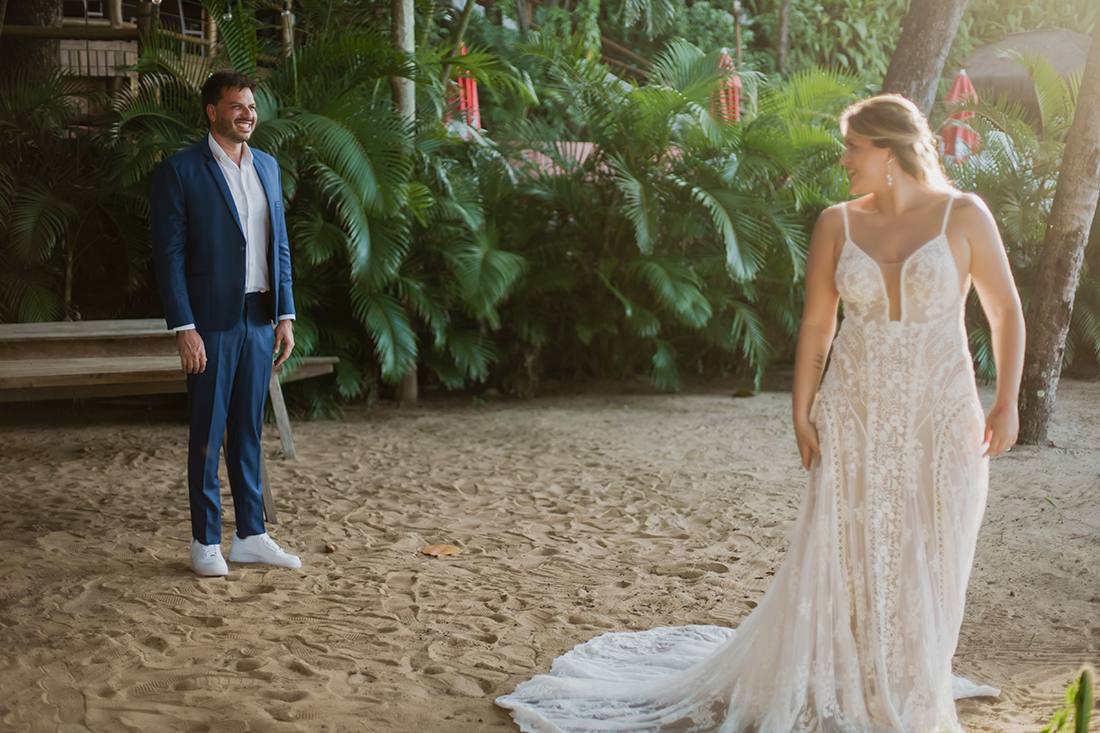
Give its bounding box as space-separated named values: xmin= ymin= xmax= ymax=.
xmin=743 ymin=0 xmax=906 ymax=79
xmin=100 ymin=1 xmax=538 ymax=414
xmin=949 ymin=50 xmax=1100 ymax=378
xmin=4 ymin=0 xmax=1098 ymax=411
xmin=0 ymin=70 xmax=152 ymax=324
xmin=478 ymin=40 xmax=858 ymax=393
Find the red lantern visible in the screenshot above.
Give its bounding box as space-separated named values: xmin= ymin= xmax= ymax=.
xmin=446 ymin=44 xmax=481 ymax=134
xmin=942 ymin=70 xmax=979 ymax=163
xmin=712 ymin=51 xmax=742 ymax=124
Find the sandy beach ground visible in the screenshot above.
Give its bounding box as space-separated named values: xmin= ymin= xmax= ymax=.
xmin=0 ymin=377 xmax=1097 ymax=733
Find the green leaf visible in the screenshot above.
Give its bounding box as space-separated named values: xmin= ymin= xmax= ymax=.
xmin=349 ymin=287 xmax=417 ymax=383
xmin=650 ymin=338 xmax=681 ymax=392
xmin=632 ymin=259 xmax=712 ymax=327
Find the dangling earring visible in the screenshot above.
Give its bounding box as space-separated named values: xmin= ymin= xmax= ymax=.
xmin=886 ymin=161 xmax=894 ymax=188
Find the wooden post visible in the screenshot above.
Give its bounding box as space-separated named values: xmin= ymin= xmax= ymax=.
xmin=280 ymin=1 xmax=293 ymax=58
xmin=135 ymin=0 xmax=159 ymax=52
xmin=106 ymin=0 xmax=122 ymax=28
xmin=204 ymin=6 xmax=217 ymax=56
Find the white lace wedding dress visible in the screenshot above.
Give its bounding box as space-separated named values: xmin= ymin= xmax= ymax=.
xmin=497 ymin=196 xmax=999 ymax=732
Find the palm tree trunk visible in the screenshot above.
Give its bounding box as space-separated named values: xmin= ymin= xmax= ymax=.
xmin=881 ymin=0 xmax=969 ymax=116
xmin=0 ymin=0 xmax=62 ymax=77
xmin=1018 ymin=19 xmax=1100 ymax=443
xmin=776 ymin=0 xmax=790 ymax=75
xmin=392 ymin=0 xmax=418 ymax=405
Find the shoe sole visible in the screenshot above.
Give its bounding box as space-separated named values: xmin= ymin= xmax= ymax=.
xmin=228 ymin=551 xmax=301 ymax=568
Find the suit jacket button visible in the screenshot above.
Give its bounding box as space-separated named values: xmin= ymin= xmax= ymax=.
xmin=239 ymin=246 xmax=245 ymax=252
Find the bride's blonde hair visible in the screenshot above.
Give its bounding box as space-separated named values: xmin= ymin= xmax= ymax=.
xmin=839 ymin=94 xmax=954 ymax=191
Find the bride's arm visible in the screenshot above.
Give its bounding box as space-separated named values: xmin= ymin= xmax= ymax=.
xmin=792 ymin=206 xmax=843 ymax=470
xmin=961 ymin=193 xmax=1025 ymax=456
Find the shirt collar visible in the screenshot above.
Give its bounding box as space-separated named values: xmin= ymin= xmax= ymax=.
xmin=207 ymin=132 xmax=253 ymax=167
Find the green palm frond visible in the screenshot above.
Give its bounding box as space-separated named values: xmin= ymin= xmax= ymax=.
xmin=617 ymin=0 xmax=681 ymax=37
xmin=5 ymin=184 xmax=80 ymax=264
xmin=998 ymin=49 xmax=1076 ymax=140
xmin=444 ymin=326 xmax=497 ymax=382
xmin=392 ymin=272 xmax=448 ymax=347
xmin=290 ymin=212 xmax=349 ymax=266
xmin=649 ymin=39 xmax=722 ymax=106
xmin=201 ymin=0 xmax=262 ymax=77
xmin=0 ymin=269 xmax=63 ymax=322
xmin=650 ymin=337 xmax=681 ymax=392
xmin=293 ymin=111 xmax=410 ymax=216
xmin=350 ymin=286 xmax=417 ymax=382
xmin=304 ymin=158 xmax=376 ymax=277
xmin=447 ymin=227 xmax=528 ymax=328
xmin=612 ymin=158 xmax=661 ymax=254
xmin=431 ymin=44 xmax=538 ymax=103
xmin=758 ymin=67 xmax=861 ymax=126
xmin=264 ymin=28 xmax=412 ymax=112
xmin=631 ymin=259 xmax=712 ymax=328
xmin=724 ymin=298 xmax=771 ymax=385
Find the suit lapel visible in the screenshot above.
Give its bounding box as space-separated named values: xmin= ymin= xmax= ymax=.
xmin=201 ymin=141 xmax=245 ymax=239
xmin=252 ymin=151 xmax=282 ymax=295
xmin=253 ymin=153 xmax=282 ymax=236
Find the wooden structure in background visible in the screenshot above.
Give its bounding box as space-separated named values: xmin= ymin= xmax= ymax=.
xmin=0 ymin=319 xmax=339 ymax=523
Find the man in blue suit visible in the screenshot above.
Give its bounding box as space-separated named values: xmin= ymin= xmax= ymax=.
xmin=152 ymin=70 xmax=301 ymax=576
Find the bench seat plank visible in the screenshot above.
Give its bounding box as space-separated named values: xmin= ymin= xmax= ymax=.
xmin=0 ymin=319 xmax=169 ymax=342
xmin=0 ymin=356 xmax=184 ymax=389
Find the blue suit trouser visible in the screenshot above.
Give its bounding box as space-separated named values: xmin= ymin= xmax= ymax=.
xmin=187 ymin=292 xmax=273 ymax=544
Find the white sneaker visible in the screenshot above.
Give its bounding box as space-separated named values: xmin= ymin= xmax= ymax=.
xmin=228 ymin=532 xmax=302 ymax=569
xmin=190 ymin=540 xmax=228 ymax=576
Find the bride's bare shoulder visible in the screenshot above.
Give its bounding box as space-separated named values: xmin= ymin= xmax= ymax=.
xmin=950 ymin=191 xmax=993 ymax=220
xmin=812 ymin=204 xmax=846 ymax=242
xmin=949 ymin=191 xmax=999 ymax=237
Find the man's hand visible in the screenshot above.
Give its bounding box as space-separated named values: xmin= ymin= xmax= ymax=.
xmin=273 ymin=319 xmax=295 ymax=367
xmin=177 ymin=330 xmax=207 ymax=374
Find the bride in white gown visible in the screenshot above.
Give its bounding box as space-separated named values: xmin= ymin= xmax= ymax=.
xmin=496 ymin=95 xmax=1026 ymax=732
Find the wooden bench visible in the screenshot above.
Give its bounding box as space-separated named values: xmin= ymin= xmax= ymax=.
xmin=0 ymin=319 xmax=338 ymax=523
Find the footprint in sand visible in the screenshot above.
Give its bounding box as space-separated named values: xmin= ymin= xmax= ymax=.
xmin=40 ymin=672 xmax=84 ymax=724
xmin=395 ymin=606 xmax=420 ymax=626
xmin=649 ymin=562 xmax=730 ymax=579
xmin=385 ymin=571 xmax=418 ymax=593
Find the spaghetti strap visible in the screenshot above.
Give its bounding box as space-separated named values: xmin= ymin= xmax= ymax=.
xmin=842 ymin=201 xmax=851 ymax=240
xmin=940 ymin=194 xmax=955 ymax=236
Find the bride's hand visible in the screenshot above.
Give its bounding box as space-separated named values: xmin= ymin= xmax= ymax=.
xmin=984 ymin=401 xmax=1019 ymax=457
xmin=794 ymin=417 xmax=820 ymax=470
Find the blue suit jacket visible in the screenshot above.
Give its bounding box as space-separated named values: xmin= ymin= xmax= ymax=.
xmin=151 ymin=136 xmax=295 ymax=332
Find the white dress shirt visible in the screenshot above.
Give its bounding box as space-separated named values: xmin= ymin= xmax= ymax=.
xmin=175 ymin=134 xmax=293 ymax=331
xmin=209 ymin=133 xmax=271 ymax=294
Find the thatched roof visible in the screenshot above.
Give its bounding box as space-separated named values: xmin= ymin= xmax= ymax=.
xmin=960 ymin=28 xmax=1091 ymax=113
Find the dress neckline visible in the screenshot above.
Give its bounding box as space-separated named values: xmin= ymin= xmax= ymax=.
xmin=843 ymin=232 xmax=947 ymax=271
xmin=841 ymin=194 xmax=956 ymax=269
xmin=839 ymin=234 xmax=958 ymax=324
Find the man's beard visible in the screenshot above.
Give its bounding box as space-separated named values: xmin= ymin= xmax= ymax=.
xmin=215 ymin=116 xmax=251 ymax=144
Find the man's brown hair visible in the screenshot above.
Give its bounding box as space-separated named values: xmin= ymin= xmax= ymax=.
xmin=200 ymin=70 xmax=257 ymax=128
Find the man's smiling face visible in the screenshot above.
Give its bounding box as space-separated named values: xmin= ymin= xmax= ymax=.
xmin=207 ymin=86 xmax=256 ymax=145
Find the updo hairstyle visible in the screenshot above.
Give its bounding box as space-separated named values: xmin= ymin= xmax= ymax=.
xmin=839 ymin=94 xmax=953 ymax=191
